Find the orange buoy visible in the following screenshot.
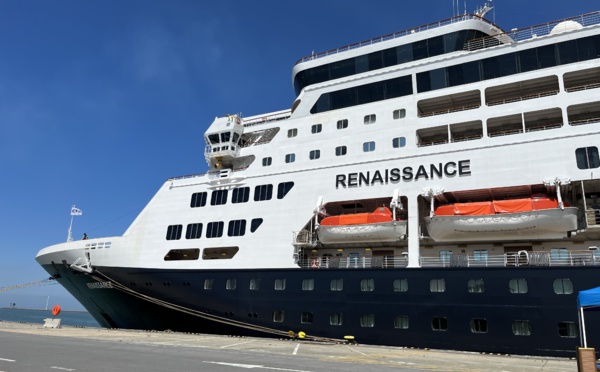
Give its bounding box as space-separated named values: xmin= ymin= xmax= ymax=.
xmin=51 ymin=305 xmax=61 ymax=317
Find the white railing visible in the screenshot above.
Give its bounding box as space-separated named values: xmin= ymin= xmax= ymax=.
xmin=300 ymin=250 xmax=600 ymax=269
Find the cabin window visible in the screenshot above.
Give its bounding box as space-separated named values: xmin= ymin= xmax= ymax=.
xmin=393 ymin=109 xmax=406 ymax=119
xmin=553 ymin=279 xmax=573 ymax=294
xmin=232 ymin=187 xmax=250 ymax=204
xmin=392 ymin=137 xmax=406 ymax=148
xmin=364 ymin=114 xmax=376 ymax=124
xmin=203 ymin=279 xmax=213 ymax=290
xmin=393 ymin=279 xmax=408 ymax=292
xmin=285 ymin=153 xmax=296 ymax=163
xmin=335 ymin=146 xmax=347 ymax=156
xmin=360 ymin=314 xmax=374 ymax=328
xmin=363 ymin=141 xmax=375 ymax=152
xmin=206 ymin=222 xmax=224 ymax=238
xmin=262 ymin=157 xmax=272 ymax=167
xmin=330 ymin=278 xmax=343 ymax=291
xmin=432 ymin=317 xmax=448 ymax=331
xmin=309 ymin=150 xmax=321 ymax=160
xmin=360 ymin=279 xmax=375 ymax=292
xmin=311 ymin=124 xmax=322 ymax=134
xmin=287 ymin=128 xmax=298 ymax=138
xmin=576 ymin=147 xmax=600 ymax=169
xmin=273 ymin=311 xmax=284 ymax=322
xmin=226 ymin=278 xmax=236 ymax=290
xmin=302 ymin=279 xmax=314 ymax=291
xmin=210 ymin=190 xmax=228 ymax=206
xmin=190 ymin=192 xmax=207 ymax=208
xmin=470 ymin=319 xmax=488 ymax=333
xmin=430 ymin=279 xmax=445 ymax=293
xmin=185 ymin=223 xmax=203 ymax=239
xmin=509 ymin=278 xmax=528 ymax=294
xmin=166 ymin=225 xmax=182 ymax=240
xmin=254 ymin=184 xmax=273 ymax=201
xmin=337 ymin=119 xmax=348 ymax=129
xmin=250 ymin=218 xmax=263 ymax=233
xmin=558 ymin=322 xmax=578 ymax=338
xmin=301 ymin=312 xmax=313 ymax=324
xmin=274 ymin=278 xmax=286 ymax=290
xmin=467 ymin=278 xmax=485 ymax=293
xmin=277 ymin=182 xmax=294 ymax=199
xmin=163 ymin=248 xmax=200 ymax=261
xmin=249 ymin=278 xmax=260 ymax=291
xmin=439 ymin=250 xmax=452 ymax=263
xmin=512 ymin=320 xmax=532 ymax=336
xmin=227 ymin=219 xmax=246 ymax=237
xmin=330 ymin=313 xmax=343 ymax=326
xmin=473 ymin=249 xmax=488 ymax=261
xmin=394 ymin=315 xmax=409 ymax=329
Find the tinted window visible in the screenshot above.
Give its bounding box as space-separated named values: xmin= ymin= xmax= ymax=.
xmin=185 ymin=223 xmax=202 ymax=239
xmin=211 ymin=190 xmax=228 ymax=206
xmin=277 ymin=182 xmax=294 ymax=199
xmin=190 ymin=192 xmax=207 ymax=208
xmin=232 ymin=187 xmax=250 ymax=204
xmin=166 ymin=225 xmax=182 ymax=240
xmin=254 ymin=184 xmax=273 ymax=201
xmin=206 ymin=222 xmax=224 ymax=238
xmin=228 ymin=219 xmax=246 ymax=237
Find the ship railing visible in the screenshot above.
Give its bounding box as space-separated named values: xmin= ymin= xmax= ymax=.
xmin=451 ymin=133 xmax=483 ymax=143
xmin=241 ymin=111 xmax=291 ymax=128
xmin=486 ymin=89 xmax=560 ymax=106
xmin=299 ymin=256 xmax=409 ymax=269
xmin=465 ymin=11 xmax=600 ymax=52
xmin=488 ymin=128 xmax=523 ymax=138
xmin=566 ymin=82 xmax=600 ymax=93
xmin=525 ymin=120 xmax=563 ymax=133
xmin=295 ymin=14 xmax=497 ymax=65
xmin=419 ymin=104 xmax=480 ymax=118
xmin=570 ymin=116 xmax=600 ymax=127
xmin=292 ymin=231 xmax=317 ymax=247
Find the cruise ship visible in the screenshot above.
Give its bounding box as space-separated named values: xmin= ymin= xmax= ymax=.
xmin=36 ymin=3 xmax=600 ymax=357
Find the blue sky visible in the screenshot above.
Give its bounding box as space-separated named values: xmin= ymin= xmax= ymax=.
xmin=0 ymin=0 xmax=597 ymax=311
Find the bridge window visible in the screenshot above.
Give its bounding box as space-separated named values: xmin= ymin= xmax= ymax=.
xmin=227 ymin=219 xmax=246 ymax=237
xmin=210 ymin=190 xmax=228 ymax=206
xmin=190 ymin=192 xmax=207 ymax=208
xmin=250 ymin=218 xmax=263 ymax=233
xmin=277 ymin=182 xmax=294 ymax=199
xmin=185 ymin=223 xmax=202 ymax=239
xmin=232 ymin=187 xmax=250 ymax=204
xmin=206 ymin=222 xmax=224 ymax=238
xmin=254 ymin=184 xmax=273 ymax=201
xmin=166 ymin=225 xmax=182 ymax=240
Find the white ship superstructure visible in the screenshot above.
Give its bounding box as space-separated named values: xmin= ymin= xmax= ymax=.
xmin=37 ymin=6 xmax=600 ymax=357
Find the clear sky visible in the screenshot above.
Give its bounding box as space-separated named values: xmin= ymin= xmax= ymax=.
xmin=0 ymin=0 xmax=597 ymax=310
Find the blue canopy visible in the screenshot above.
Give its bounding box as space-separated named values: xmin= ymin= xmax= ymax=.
xmin=578 ymin=286 xmax=600 ymax=309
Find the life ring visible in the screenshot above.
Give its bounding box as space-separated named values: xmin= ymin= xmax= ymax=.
xmin=310 ymin=260 xmax=319 ymax=269
xmin=52 ymin=305 xmax=61 ymax=317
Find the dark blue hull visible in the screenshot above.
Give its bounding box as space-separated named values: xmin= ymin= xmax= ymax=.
xmin=43 ymin=263 xmax=600 ymax=357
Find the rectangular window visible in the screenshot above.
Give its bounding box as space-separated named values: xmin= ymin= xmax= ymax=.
xmin=254 ymin=184 xmax=273 ymax=201
xmin=439 ymin=250 xmax=453 ymax=263
xmin=360 ymin=314 xmax=374 ymax=328
xmin=553 ymin=278 xmax=573 ymax=294
xmin=576 ymin=147 xmax=600 ymax=169
xmin=330 ymin=278 xmax=343 ymax=291
xmin=467 ymin=278 xmax=485 ymax=293
xmin=301 ymin=312 xmax=313 ymax=324
xmin=330 ymin=313 xmax=343 ymax=326
xmin=302 ymin=279 xmax=314 ymax=291
xmin=166 ymin=225 xmax=182 ymax=240
xmin=392 ymin=137 xmax=406 ymax=148
xmin=432 ymin=317 xmax=448 ymax=331
xmin=232 ymin=187 xmax=250 ymax=204
xmin=262 ymin=157 xmax=272 ymax=167
xmin=335 ymin=146 xmax=347 ymax=156
xmin=360 ymin=279 xmax=374 ymax=292
xmin=393 ymin=278 xmax=408 ymax=292
xmin=364 ymin=114 xmax=376 ymax=124
xmin=249 ymin=278 xmax=260 ymax=291
xmin=363 ymin=141 xmax=375 ymax=152
xmin=274 ymin=278 xmax=286 ymax=290
xmin=203 ymin=279 xmax=213 ymax=290
xmin=227 ymin=219 xmax=246 ymax=237
xmin=470 ymin=319 xmax=488 ymax=333
xmin=512 ymin=320 xmax=532 ymax=336
xmin=277 ymin=182 xmax=294 ymax=199
xmin=430 ymin=279 xmax=445 ymax=292
xmin=309 ymin=150 xmax=321 ymax=160
xmin=311 ymin=124 xmax=322 ymax=134
xmin=550 ymin=247 xmax=569 ymax=260
xmin=273 ymin=311 xmax=284 ymax=323
xmin=287 ymin=128 xmax=298 ymax=138
xmin=509 ymin=278 xmax=528 ymax=294
xmin=473 ymin=249 xmax=488 ymax=261
xmin=164 ymin=248 xmax=200 ymax=261
xmin=337 ymin=119 xmax=348 ymax=129
xmin=206 ymin=222 xmax=224 ymax=238
xmin=185 ymin=223 xmax=203 ymax=239
xmin=558 ymin=321 xmax=578 ymax=338
xmin=285 ymin=153 xmax=296 ymax=163
xmin=226 ymin=278 xmax=236 ymax=290
xmin=393 ymin=109 xmax=406 ymax=119
xmin=210 ymin=190 xmax=228 ymax=206
xmin=190 ymin=192 xmax=207 ymax=208
xmin=394 ymin=315 xmax=409 ymax=329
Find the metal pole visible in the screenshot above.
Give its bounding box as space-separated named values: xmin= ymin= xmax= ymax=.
xmin=580 ymin=306 xmax=588 ymax=348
